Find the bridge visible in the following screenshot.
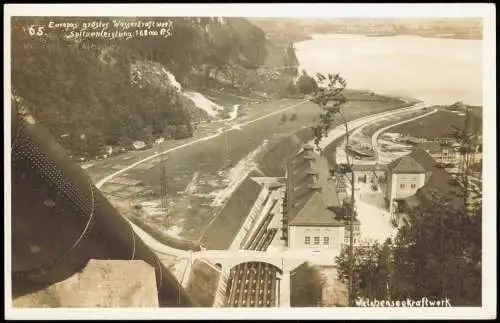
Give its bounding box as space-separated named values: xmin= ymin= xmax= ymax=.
xmin=193 ymin=249 xmax=310 ymax=272
xmin=175 ymin=248 xmax=342 ymax=308
xmin=185 ymin=250 xmax=300 ymax=308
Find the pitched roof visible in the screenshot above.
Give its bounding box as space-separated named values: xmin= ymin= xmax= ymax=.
xmin=407 ymin=148 xmax=440 ymax=171
xmin=402 ymin=149 xmax=465 ymax=210
xmin=289 ymin=193 xmax=344 ymax=226
xmin=387 ymin=155 xmax=426 ymax=174
xmin=286 ymin=149 xmax=342 ymax=227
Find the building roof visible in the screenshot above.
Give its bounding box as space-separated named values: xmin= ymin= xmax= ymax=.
xmin=289 ymin=193 xmax=344 ymax=226
xmin=407 ymin=148 xmax=440 ymax=171
xmin=387 ymin=155 xmax=426 ymax=174
xmin=286 ymin=149 xmax=343 ymax=227
xmin=268 ymin=181 xmax=283 ymax=189
xmin=401 ymin=149 xmax=465 ymax=210
xmin=416 ymin=141 xmax=442 ymax=154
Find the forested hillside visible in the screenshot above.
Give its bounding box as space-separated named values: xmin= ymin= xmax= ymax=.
xmin=11 ymin=17 xmax=299 ymax=159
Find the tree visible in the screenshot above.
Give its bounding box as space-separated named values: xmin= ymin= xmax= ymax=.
xmin=391 ymin=201 xmax=481 ymax=305
xmin=140 ymin=125 xmax=155 ymax=143
xmin=164 ymin=125 xmax=178 ymax=139
xmin=310 ymin=72 xmax=353 ymax=304
xmin=337 ymin=201 xmax=482 ymax=306
xmin=297 ymin=70 xmax=319 ymax=95
xmin=11 ymin=16 xmax=195 ymax=160
xmin=176 ymin=124 xmax=191 ymax=139
xmin=290 ymin=262 xmax=325 ymax=307
xmin=203 ymin=34 xmax=238 ymax=87
xmin=336 ymin=239 xmax=393 ymax=302
xmin=282 ymin=43 xmax=299 ymax=77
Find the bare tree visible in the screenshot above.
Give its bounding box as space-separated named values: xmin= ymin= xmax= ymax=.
xmin=310 ymin=73 xmax=357 ymax=306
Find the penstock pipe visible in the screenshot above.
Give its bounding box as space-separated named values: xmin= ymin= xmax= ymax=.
xmin=10 ymin=100 xmax=195 ymax=307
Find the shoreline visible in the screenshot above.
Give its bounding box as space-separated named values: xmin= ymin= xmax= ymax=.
xmin=292 ymin=32 xmax=482 ymax=42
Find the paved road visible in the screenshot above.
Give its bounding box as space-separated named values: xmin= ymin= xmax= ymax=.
xmin=308 ymin=101 xmax=429 ymax=151
xmin=95 ymin=99 xmax=311 ymax=260
xmin=100 ymin=100 xmax=430 ymax=261
xmin=95 ymin=99 xmax=310 ymax=189
xmin=371 ymin=106 xmax=438 ymax=163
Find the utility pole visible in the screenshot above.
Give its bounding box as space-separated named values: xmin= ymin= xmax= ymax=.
xmin=222 ymin=130 xmax=230 ymax=169
xmin=335 ymin=98 xmax=356 ymax=307
xmin=310 ymin=72 xmax=354 ymax=306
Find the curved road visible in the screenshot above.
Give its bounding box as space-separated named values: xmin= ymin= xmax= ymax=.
xmin=371 ymin=107 xmax=438 ymax=163
xmin=95 ymin=99 xmax=310 ymax=189
xmin=308 ymin=102 xmax=429 ymax=151
xmin=96 ymin=99 xmax=430 ymax=260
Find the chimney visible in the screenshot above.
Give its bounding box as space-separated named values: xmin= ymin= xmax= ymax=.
xmin=302 ymin=144 xmax=314 ymax=152
xmin=305 ymin=168 xmax=319 ymax=185
xmin=304 ymin=153 xmax=315 ymax=161
xmin=305 ymin=168 xmax=319 ymax=176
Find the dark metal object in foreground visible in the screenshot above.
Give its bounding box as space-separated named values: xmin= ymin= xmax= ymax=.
xmin=10 ymin=101 xmax=194 ymax=307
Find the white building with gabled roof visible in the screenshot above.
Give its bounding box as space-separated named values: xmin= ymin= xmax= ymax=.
xmin=385 ymin=154 xmax=427 ymax=213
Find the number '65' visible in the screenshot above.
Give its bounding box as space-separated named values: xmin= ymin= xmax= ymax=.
xmin=28 ymin=25 xmax=45 ymax=36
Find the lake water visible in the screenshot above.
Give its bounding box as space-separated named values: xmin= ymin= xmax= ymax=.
xmin=295 ymin=34 xmax=483 ymax=106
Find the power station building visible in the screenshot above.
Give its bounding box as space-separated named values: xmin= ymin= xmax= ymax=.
xmin=282 ymin=144 xmax=360 ymax=251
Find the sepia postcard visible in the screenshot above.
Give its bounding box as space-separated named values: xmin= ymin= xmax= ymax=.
xmin=4 ymin=3 xmax=496 ymax=320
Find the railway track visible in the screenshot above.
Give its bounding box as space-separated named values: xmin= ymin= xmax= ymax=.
xmin=224 ymin=198 xmax=280 ymax=307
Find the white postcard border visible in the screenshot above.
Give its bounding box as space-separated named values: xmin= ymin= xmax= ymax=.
xmin=4 ymin=3 xmax=496 ymax=320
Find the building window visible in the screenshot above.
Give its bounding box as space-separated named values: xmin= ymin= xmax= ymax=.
xmin=323 ymin=237 xmax=329 ymax=245
xmin=411 ymin=183 xmax=416 ymax=189
xmin=304 ymin=236 xmax=310 ymax=245
xmin=314 ymin=236 xmax=320 ymax=245
xmin=400 ymin=184 xmax=405 ymax=189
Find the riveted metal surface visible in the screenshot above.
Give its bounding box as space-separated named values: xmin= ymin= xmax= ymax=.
xmin=10 ymin=100 xmax=194 ymax=306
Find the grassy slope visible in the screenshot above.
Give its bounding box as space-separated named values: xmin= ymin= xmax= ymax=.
xmin=385 ymin=109 xmax=482 ymax=139
xmin=94 ymin=93 xmax=408 ymax=249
